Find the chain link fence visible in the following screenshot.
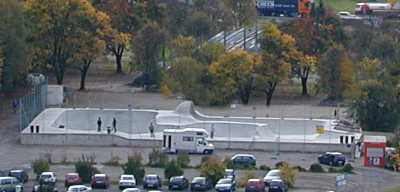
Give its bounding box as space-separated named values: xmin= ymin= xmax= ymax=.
xmin=19 ymin=78 xmax=48 ymax=131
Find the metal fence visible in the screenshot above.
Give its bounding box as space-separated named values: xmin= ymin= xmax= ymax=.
xmin=19 ymin=78 xmax=48 ymax=131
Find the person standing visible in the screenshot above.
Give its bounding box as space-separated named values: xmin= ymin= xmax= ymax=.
xmin=12 ymin=99 xmax=18 ymax=113
xmin=112 ymin=117 xmax=117 ymax=133
xmin=97 ymin=117 xmax=102 ymax=132
xmin=210 ymin=125 xmax=215 ymax=139
xmin=149 ymin=122 xmax=155 ymax=137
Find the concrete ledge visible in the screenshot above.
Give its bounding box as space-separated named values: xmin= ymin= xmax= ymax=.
xmin=21 ymin=133 xmax=353 ymax=153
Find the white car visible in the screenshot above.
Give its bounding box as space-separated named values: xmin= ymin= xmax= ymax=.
xmin=122 ymin=188 xmax=141 ymax=192
xmin=67 ymin=185 xmax=92 ymax=192
xmin=39 ymin=172 xmax=57 ymax=184
xmin=263 ymin=169 xmax=281 ymax=186
xmin=336 ymin=11 xmax=362 ymax=20
xmin=119 ymin=175 xmax=136 ymax=190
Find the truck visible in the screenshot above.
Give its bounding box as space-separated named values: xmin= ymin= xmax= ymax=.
xmin=256 ymin=0 xmax=312 ymax=17
xmin=162 ymin=128 xmax=215 ymax=154
xmin=354 ymin=2 xmax=400 ymax=18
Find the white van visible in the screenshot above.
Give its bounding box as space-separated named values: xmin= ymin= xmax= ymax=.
xmin=162 ymin=128 xmax=215 ymax=154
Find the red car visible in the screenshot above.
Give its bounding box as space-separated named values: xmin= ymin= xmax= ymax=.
xmin=65 ymin=173 xmax=82 ymax=187
xmin=245 ymin=179 xmax=265 ymax=192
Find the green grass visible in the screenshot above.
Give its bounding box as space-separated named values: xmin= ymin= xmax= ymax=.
xmin=386 ymin=187 xmax=400 ymax=192
xmin=323 ymin=0 xmax=360 ymax=12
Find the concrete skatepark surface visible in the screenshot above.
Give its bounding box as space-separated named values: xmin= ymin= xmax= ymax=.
xmin=21 ymin=101 xmax=361 ymax=152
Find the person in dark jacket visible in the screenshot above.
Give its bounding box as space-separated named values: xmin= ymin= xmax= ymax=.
xmin=97 ymin=117 xmax=102 ymax=132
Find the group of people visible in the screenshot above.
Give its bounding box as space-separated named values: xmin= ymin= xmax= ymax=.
xmin=96 ymin=117 xmax=156 ymax=137
xmin=97 ymin=117 xmax=117 ymax=134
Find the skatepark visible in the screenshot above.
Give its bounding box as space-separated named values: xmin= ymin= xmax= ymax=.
xmin=21 ymin=101 xmax=362 ymax=152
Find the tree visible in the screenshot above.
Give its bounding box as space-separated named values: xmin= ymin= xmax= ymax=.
xmin=222 ymin=0 xmax=256 ymax=28
xmin=200 ymin=157 xmax=225 ymax=185
xmin=209 ymin=49 xmax=260 ymax=104
xmin=148 ymin=148 xmax=169 ymax=168
xmin=25 ymin=0 xmax=109 ymax=85
xmin=257 ymin=23 xmax=297 ymax=106
xmin=71 ymin=8 xmax=111 ymax=90
xmin=350 ymin=80 xmax=400 ymax=132
xmin=185 ymin=11 xmax=213 ymax=42
xmin=133 ymin=22 xmax=166 ymax=90
xmin=32 ymin=159 xmax=50 ymax=179
xmin=279 ymin=163 xmax=298 ymax=188
xmin=281 ymin=18 xmax=322 ymax=96
xmin=93 ymin=0 xmax=140 ymax=73
xmin=194 ymin=42 xmax=225 ymax=65
xmin=170 ymin=36 xmax=196 ymax=58
xmin=164 ymin=160 xmax=184 ymax=180
xmin=0 ymin=0 xmax=28 ymax=91
xmin=122 ymin=153 xmax=145 ymax=184
xmin=318 ymin=44 xmax=355 ymax=101
xmin=75 ymin=155 xmax=98 ymax=183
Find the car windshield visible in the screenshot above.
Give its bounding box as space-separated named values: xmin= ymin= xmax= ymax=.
xmin=171 ymin=177 xmax=183 ymax=182
xmin=193 ymin=177 xmax=205 ymax=184
xmin=66 ymin=174 xmax=78 ymax=179
xmin=122 ymin=176 xmax=133 ymax=180
xmin=41 ymin=174 xmax=52 ymax=178
xmin=95 ymin=176 xmax=105 ymax=181
xmin=267 ymin=171 xmax=280 ymax=177
xmin=146 ymin=176 xmax=157 ymax=180
xmin=218 ymin=179 xmax=231 ymax=184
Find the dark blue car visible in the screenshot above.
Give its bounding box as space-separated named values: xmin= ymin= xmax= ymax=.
xmin=318 ymin=152 xmax=346 ymax=166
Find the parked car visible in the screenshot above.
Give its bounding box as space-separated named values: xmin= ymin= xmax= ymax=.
xmin=318 ymin=152 xmax=346 ymax=166
xmin=143 ymin=175 xmax=162 ymax=189
xmin=122 ymin=188 xmax=141 ymax=192
xmin=263 ymin=170 xmax=281 ymax=186
xmin=67 ymin=185 xmax=92 ymax=192
xmin=8 ymin=170 xmax=28 ymax=183
xmin=169 ymin=176 xmax=189 ymax=190
xmin=65 ymin=173 xmax=82 ymax=188
xmin=268 ymin=179 xmax=288 ymax=192
xmin=32 ymin=184 xmax=58 ymax=192
xmin=336 ymin=11 xmax=362 ymax=20
xmin=39 ymin=172 xmax=57 ymax=185
xmin=90 ymin=174 xmax=110 ymax=189
xmin=190 ymin=177 xmax=212 ymax=191
xmin=0 ymin=177 xmax=23 ymax=192
xmin=215 ymin=177 xmax=236 ymax=192
xmin=224 ymin=169 xmax=235 ymax=180
xmin=119 ymin=175 xmax=136 ymax=190
xmin=231 ymin=154 xmax=256 ymax=168
xmin=245 ymin=179 xmax=265 ymax=192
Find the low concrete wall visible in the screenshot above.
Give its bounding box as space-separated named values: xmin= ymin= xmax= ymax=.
xmin=21 ymin=133 xmax=353 ymax=153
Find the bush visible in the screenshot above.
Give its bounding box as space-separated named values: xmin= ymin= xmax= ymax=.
xmin=328 ymin=167 xmax=339 ymax=173
xmin=292 ymin=165 xmax=307 ymax=172
xmin=275 ymin=161 xmax=288 ymax=168
xmin=148 ymin=148 xmax=169 ymax=168
xmin=75 ymin=155 xmax=99 ymax=183
xmin=200 ymin=157 xmax=225 ymax=185
xmin=238 ymin=171 xmax=256 ymax=188
xmin=32 ymin=159 xmax=50 ymax=179
xmin=223 ymin=156 xmax=234 ymax=169
xmin=259 ymin=165 xmax=271 ymax=171
xmin=122 ymin=153 xmax=145 ymax=184
xmin=309 ymin=163 xmax=325 ymax=173
xmin=279 ymin=163 xmax=298 ymax=188
xmin=177 ymin=153 xmax=191 ymax=168
xmin=164 ymin=160 xmax=184 ymax=180
xmin=342 ymin=163 xmax=353 ymax=173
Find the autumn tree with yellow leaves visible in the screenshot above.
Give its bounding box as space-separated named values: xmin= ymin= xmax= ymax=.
xmin=257 ymin=23 xmax=299 ymax=106
xmin=210 ymin=49 xmax=260 ymax=104
xmin=25 ymin=0 xmax=112 ymax=85
xmin=92 ymin=0 xmax=142 ymax=73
